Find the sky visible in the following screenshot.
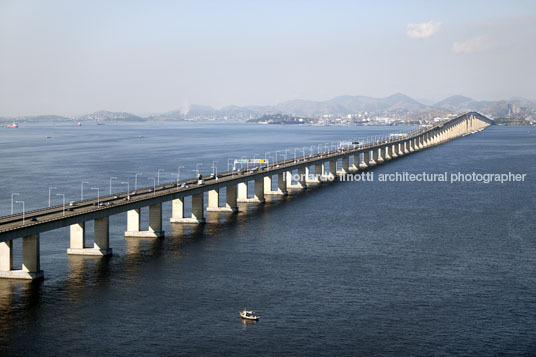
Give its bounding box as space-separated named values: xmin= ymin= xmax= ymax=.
xmin=0 ymin=0 xmax=535 ymax=116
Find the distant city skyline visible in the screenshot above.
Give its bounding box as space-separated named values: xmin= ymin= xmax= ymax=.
xmin=1 ymin=0 xmax=535 ymax=116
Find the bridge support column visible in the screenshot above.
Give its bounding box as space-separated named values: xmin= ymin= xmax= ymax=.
xmin=253 ymin=178 xmax=265 ymax=202
xmin=422 ymin=133 xmax=429 ymax=147
xmin=206 ymin=188 xmax=233 ymax=212
xmin=125 ymin=204 xmax=164 ymax=238
xmin=171 ymin=194 xmax=206 ymax=223
xmin=397 ymin=142 xmax=404 ymax=156
xmin=94 ymin=217 xmax=111 ymax=253
xmin=171 ymin=198 xmax=184 ymax=219
xmin=384 ymin=146 xmax=392 ymax=161
xmin=68 ymin=220 xmax=112 ymax=256
xmin=191 ymin=193 xmax=205 ymax=221
xmin=328 ymin=160 xmax=337 ymax=180
xmin=360 ymin=152 xmax=369 ymax=169
xmin=410 ymin=138 xmax=416 ymax=150
xmin=206 ymin=189 xmax=219 ymax=211
xmin=126 ymin=208 xmax=141 ymax=231
xmin=276 ymin=172 xmax=288 ymax=195
xmin=376 ymin=148 xmax=384 ymax=164
xmin=0 ymin=240 xmax=13 ymax=272
xmin=0 ymin=234 xmax=44 ymax=280
xmin=391 ymin=144 xmax=398 ymax=158
xmin=285 ymin=171 xmax=293 ymax=190
xmin=352 ymin=153 xmax=360 ymax=171
xmin=310 ymin=163 xmax=324 ymax=183
xmin=237 ymin=182 xmax=249 ymax=202
xmin=297 ymin=167 xmax=308 ymax=189
xmin=225 ymin=185 xmax=238 ymax=211
xmin=341 ymin=157 xmax=350 ymax=173
xmin=237 ymin=179 xmax=265 ymax=203
xmin=371 ymin=149 xmax=379 ymax=165
xmin=407 ymin=140 xmax=414 ymax=153
xmin=148 ymin=203 xmax=163 ymax=237
xmin=264 ymin=176 xmax=272 ymax=193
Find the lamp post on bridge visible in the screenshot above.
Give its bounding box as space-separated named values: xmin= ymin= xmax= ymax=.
xmin=157 ymin=169 xmax=164 ymax=185
xmin=15 ymin=200 xmax=24 ymax=223
xmin=91 ymin=187 xmax=100 ymax=205
xmin=81 ymin=181 xmax=88 ymax=200
xmin=48 ymin=187 xmax=56 ymax=207
xmin=56 ymin=193 xmax=65 ymax=216
xmin=149 ymin=178 xmax=156 ymax=196
xmin=195 ymin=163 xmax=203 ymax=177
xmin=11 ymin=192 xmax=20 ymax=214
xmin=121 ymin=182 xmax=130 ymax=200
xmin=135 ymin=172 xmax=143 ymax=191
xmin=212 ymin=161 xmax=218 ymax=177
xmin=109 ymin=177 xmax=117 ymax=195
xmin=177 ymin=166 xmax=185 ymax=188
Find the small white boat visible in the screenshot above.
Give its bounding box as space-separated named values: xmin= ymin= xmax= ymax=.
xmin=239 ymin=309 xmax=259 ymax=321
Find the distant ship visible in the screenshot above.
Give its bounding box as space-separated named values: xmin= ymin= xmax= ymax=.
xmin=76 ymin=122 xmax=82 ymax=127
xmin=97 ymin=122 xmax=105 ymax=125
xmin=6 ymin=123 xmax=18 ymax=128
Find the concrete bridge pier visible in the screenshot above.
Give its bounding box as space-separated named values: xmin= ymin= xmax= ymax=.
xmin=263 ymin=176 xmax=273 ymax=193
xmin=125 ymin=204 xmax=164 ymax=238
xmin=390 ymin=144 xmax=398 ymax=158
xmin=308 ymin=163 xmax=324 ymax=183
xmin=360 ymin=151 xmax=370 ymax=169
xmin=376 ymin=148 xmax=384 ymax=164
xmin=384 ymin=146 xmax=392 ymax=161
xmin=369 ymin=149 xmax=378 ymax=166
xmin=297 ymin=167 xmax=308 ymax=189
xmin=404 ymin=140 xmax=413 ymax=154
xmin=351 ymin=153 xmax=361 ymax=171
xmin=238 ymin=179 xmax=265 ymax=202
xmin=170 ymin=194 xmax=206 ymax=224
xmin=207 ymin=188 xmax=236 ymax=212
xmin=276 ymin=172 xmax=289 ymax=195
xmin=328 ymin=160 xmax=338 ymax=180
xmin=225 ymin=185 xmax=238 ymax=211
xmin=254 ymin=177 xmax=266 ymax=201
xmin=424 ymin=133 xmax=430 ymax=147
xmin=411 ymin=139 xmax=417 ymax=152
xmin=237 ymin=182 xmax=248 ymax=202
xmin=0 ymin=234 xmax=44 ymax=280
xmin=341 ymin=157 xmax=350 ymax=173
xmin=67 ymin=218 xmax=112 ymax=256
xmin=396 ymin=143 xmax=403 ymax=156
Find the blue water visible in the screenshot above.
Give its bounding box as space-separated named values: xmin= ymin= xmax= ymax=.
xmin=0 ymin=122 xmax=535 ymax=356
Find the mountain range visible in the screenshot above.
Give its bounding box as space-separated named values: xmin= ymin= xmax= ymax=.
xmin=1 ymin=94 xmax=535 ymax=122
xmin=147 ymin=93 xmax=536 ymax=121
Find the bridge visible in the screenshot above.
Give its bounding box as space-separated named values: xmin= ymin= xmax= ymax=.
xmin=0 ymin=112 xmax=494 ymax=280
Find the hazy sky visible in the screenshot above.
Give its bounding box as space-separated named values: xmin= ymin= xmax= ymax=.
xmin=1 ymin=0 xmax=535 ymax=116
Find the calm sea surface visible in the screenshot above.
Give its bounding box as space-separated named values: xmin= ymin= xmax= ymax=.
xmin=0 ymin=122 xmax=535 ymax=356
